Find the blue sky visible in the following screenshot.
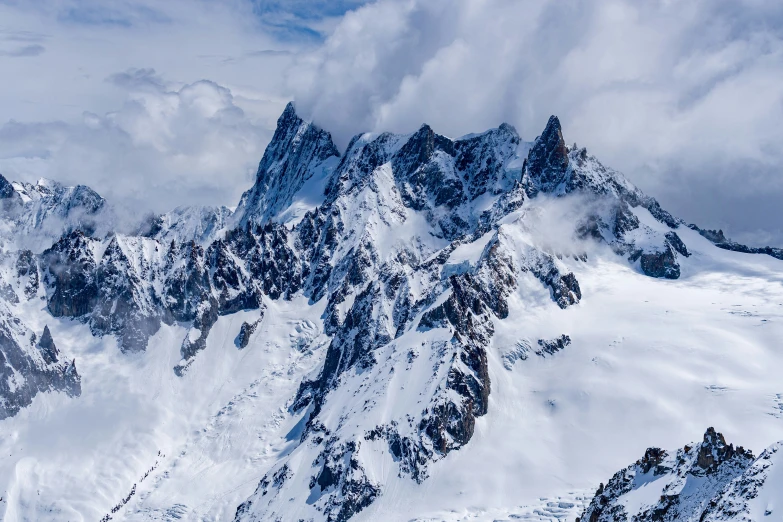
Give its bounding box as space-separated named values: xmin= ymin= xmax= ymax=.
xmin=0 ymin=0 xmax=782 ymax=244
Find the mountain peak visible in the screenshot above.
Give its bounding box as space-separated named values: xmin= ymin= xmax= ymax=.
xmin=523 ymin=115 xmax=569 ymax=191
xmin=0 ymin=173 xmax=16 ymax=199
xmin=38 ymin=325 xmax=59 ymax=364
xmin=283 ymin=100 xmax=296 ymax=115
xmin=233 ymin=102 xmax=340 ymax=227
xmin=544 ymin=114 xmax=562 ymax=134
xmin=278 ymin=101 xmax=301 ymax=129
xmin=498 ymin=121 xmax=517 ymax=135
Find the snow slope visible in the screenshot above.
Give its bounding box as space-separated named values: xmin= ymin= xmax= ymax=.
xmin=344 ymin=215 xmax=783 ymax=521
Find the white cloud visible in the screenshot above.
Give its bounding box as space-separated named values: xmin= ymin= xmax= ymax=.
xmin=0 ymin=0 xmax=303 ymax=217
xmin=0 ymin=72 xmax=277 ymax=218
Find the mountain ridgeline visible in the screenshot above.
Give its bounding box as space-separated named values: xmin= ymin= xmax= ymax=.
xmin=579 ymin=428 xmax=782 ymax=522
xmin=0 ymin=103 xmax=781 ymax=520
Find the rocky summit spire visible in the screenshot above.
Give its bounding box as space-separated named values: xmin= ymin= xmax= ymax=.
xmin=697 ymin=426 xmax=736 ymax=472
xmin=38 ymin=325 xmax=59 ymax=364
xmin=0 ymin=173 xmax=16 ymax=199
xmin=234 ymin=102 xmax=340 ymax=226
xmin=523 ymin=115 xmax=569 ymax=193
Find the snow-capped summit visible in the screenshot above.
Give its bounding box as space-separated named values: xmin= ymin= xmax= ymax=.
xmin=580 ymin=428 xmax=782 ymax=522
xmin=140 ymin=204 xmax=233 ymax=246
xmin=0 ymin=175 xmax=113 ymax=252
xmin=234 ymin=102 xmax=341 ymax=227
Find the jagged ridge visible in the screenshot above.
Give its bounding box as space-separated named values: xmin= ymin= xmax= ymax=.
xmin=579 ymin=428 xmax=782 ymax=522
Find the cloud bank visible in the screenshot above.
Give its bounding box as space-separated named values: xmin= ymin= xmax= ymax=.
xmin=289 ymin=0 xmax=783 ymax=244
xmin=1 ymin=0 xmax=782 ymax=243
xmin=0 ymin=0 xmax=303 ymax=216
xmin=0 ymin=72 xmax=274 ymax=216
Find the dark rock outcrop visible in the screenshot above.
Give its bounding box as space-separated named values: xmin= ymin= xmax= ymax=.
xmin=637 ymin=243 xmax=680 ymax=279
xmin=690 ymin=225 xmax=783 ymax=261
xmin=523 ymin=116 xmax=570 ymax=194
xmin=42 ymin=231 xmax=100 ymax=318
xmin=0 ymin=173 xmax=16 ymax=199
xmin=0 ymin=308 xmax=81 ymax=419
xmin=236 ymin=315 xmax=264 ymax=349
xmin=37 ymin=325 xmax=58 ymax=364
xmin=579 ymin=428 xmax=757 ymax=522
xmin=537 ymin=334 xmax=571 ymax=356
xmin=16 ymin=249 xmax=39 ymax=300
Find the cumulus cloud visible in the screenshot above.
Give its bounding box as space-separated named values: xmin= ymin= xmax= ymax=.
xmin=0 ymin=0 xmax=303 ymax=218
xmin=289 ymin=0 xmax=783 ymax=244
xmin=0 ymin=71 xmax=274 ymax=218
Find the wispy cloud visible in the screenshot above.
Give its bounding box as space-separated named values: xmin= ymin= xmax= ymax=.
xmin=56 ymin=2 xmax=172 ymax=27
xmin=0 ymin=43 xmax=45 ymax=57
xmin=105 ymin=67 xmax=165 ymax=90
xmin=0 ymin=29 xmax=49 ymax=43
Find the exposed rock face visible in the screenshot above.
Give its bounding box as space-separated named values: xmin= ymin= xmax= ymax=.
xmin=701 ymin=441 xmax=782 ymax=521
xmin=578 ymin=428 xmax=770 ymax=522
xmin=235 ymin=315 xmax=263 ymax=349
xmin=690 ymin=225 xmax=783 ymax=261
xmin=37 ymin=325 xmax=59 ymax=364
xmin=502 ymin=334 xmax=572 ymax=368
xmin=665 ymin=231 xmax=690 ymax=257
xmin=523 ymin=116 xmax=570 ymax=194
xmin=91 ymin=235 xmax=164 ymax=353
xmin=234 ymin=102 xmax=341 ymax=226
xmin=0 ymin=173 xmax=18 ymax=201
xmin=38 ymin=222 xmax=302 ymax=357
xmin=537 ymin=334 xmax=571 ymax=356
xmin=697 ymin=427 xmax=738 ymax=471
xmin=42 ymin=231 xmax=100 ymax=318
xmin=15 ymin=249 xmax=40 ymax=300
xmin=638 ymin=243 xmax=681 ymax=279
xmin=520 ymin=120 xmax=692 ymax=280
xmin=0 ymin=305 xmax=80 ymax=420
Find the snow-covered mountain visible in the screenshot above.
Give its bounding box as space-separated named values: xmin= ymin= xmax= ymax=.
xmin=579 ymin=427 xmax=782 ymax=521
xmin=0 ymin=176 xmax=114 ymax=252
xmin=1 ymin=104 xmax=782 ymax=522
xmin=140 ymin=205 xmax=233 ymax=246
